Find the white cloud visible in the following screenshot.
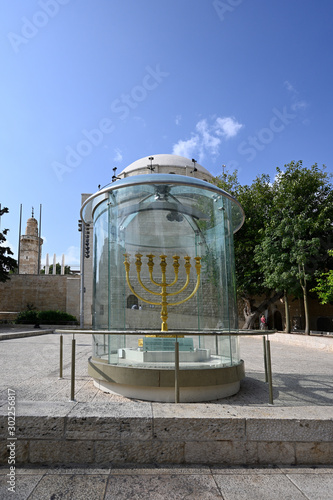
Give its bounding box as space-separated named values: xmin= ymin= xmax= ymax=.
xmin=63 ymin=246 xmax=80 ymax=267
xmin=113 ymin=148 xmax=123 ymax=163
xmin=1 ymin=239 xmax=15 ymax=255
xmin=175 ymin=114 xmax=182 ymax=125
xmin=132 ymin=116 xmax=146 ymax=127
xmin=196 ymin=119 xmax=221 ymax=156
xmin=291 ymin=100 xmax=308 ymax=111
xmin=284 ymin=80 xmax=296 ymax=93
xmin=284 ymin=80 xmax=309 ymax=113
xmin=172 ymin=115 xmax=243 ymax=162
xmin=215 ymin=116 xmax=243 ymax=139
xmin=173 ymin=136 xmax=200 ymax=160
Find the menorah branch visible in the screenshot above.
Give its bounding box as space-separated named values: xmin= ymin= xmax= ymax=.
xmin=123 ymin=253 xmax=202 ymax=332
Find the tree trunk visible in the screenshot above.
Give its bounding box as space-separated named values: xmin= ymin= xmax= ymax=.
xmin=302 ymin=285 xmax=310 ymax=335
xmin=241 ymin=291 xmax=283 ymax=330
xmin=284 ymin=291 xmax=290 ymax=333
xmin=243 ymin=311 xmax=257 ymax=329
xmin=299 ymin=264 xmax=310 ymax=335
xmin=242 ymin=298 xmax=256 ymax=329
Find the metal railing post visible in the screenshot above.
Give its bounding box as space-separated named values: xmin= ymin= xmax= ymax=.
xmin=263 ymin=335 xmax=268 ymax=383
xmin=175 ymin=340 xmax=179 ymax=403
xmin=59 ymin=334 xmax=63 ymax=379
xmin=70 ymin=335 xmax=76 ymax=401
xmin=266 ymin=336 xmax=274 ymax=404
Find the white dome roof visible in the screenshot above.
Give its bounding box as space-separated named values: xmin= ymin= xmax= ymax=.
xmin=119 ymin=154 xmax=213 ymax=178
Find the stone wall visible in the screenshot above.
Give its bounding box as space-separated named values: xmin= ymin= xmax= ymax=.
xmin=0 ymin=402 xmax=332 ymax=465
xmin=0 ymin=275 xmax=80 ymax=320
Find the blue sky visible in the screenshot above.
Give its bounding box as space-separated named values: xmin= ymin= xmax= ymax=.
xmin=0 ymin=0 xmax=332 ymax=268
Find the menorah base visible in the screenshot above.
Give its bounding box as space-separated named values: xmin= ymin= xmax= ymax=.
xmin=88 ymin=357 xmax=245 ymax=403
xmin=118 ymin=346 xmax=210 ymax=364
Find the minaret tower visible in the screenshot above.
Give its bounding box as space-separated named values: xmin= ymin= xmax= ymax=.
xmin=19 ymin=208 xmax=43 ymax=274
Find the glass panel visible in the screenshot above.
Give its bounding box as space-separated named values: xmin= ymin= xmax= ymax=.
xmin=89 ymin=175 xmax=243 ymax=370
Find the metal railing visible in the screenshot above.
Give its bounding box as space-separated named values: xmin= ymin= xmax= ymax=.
xmin=55 ymin=329 xmax=276 ymax=404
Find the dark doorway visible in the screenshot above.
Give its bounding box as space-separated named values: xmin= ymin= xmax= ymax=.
xmin=274 ymin=310 xmax=283 ymax=331
xmin=317 ymin=317 xmax=332 ymax=332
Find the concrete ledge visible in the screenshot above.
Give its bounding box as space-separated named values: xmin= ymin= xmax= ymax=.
xmin=0 ymin=329 xmax=53 ymax=341
xmin=271 ymin=333 xmax=333 ymax=352
xmin=1 ymin=402 xmax=332 ymax=466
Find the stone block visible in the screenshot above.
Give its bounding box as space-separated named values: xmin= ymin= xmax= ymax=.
xmin=93 ymin=441 xmax=127 ymax=464
xmin=153 ymin=417 xmax=245 ymax=442
xmin=0 ymin=439 xmax=29 ymax=464
xmin=15 ymin=416 xmax=65 ymax=440
xmin=94 ymin=439 xmax=185 ymax=464
xmin=125 ymin=440 xmax=185 ymax=464
xmin=257 ymin=441 xmax=295 ymax=465
xmin=247 ymin=418 xmax=333 ymax=442
xmin=66 ymin=416 xmax=153 ymax=441
xmin=29 ymin=439 xmax=94 ymax=464
xmin=184 ymin=440 xmax=248 ymax=464
xmin=295 ymin=442 xmax=333 ymax=465
xmin=65 ymin=402 xmax=153 ymax=441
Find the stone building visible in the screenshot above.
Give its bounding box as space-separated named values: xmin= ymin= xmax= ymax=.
xmin=0 ymin=213 xmax=80 ymax=322
xmin=18 ymin=214 xmax=43 ymax=274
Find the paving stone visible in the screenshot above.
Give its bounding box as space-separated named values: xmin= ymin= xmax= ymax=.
xmin=0 ymin=473 xmax=43 ymax=500
xmin=285 ymin=472 xmax=333 ymax=499
xmin=214 ymin=473 xmax=308 ymax=500
xmin=104 ymin=473 xmax=223 ymax=499
xmin=28 ymin=474 xmax=108 ymax=500
xmin=109 ymin=464 xmax=210 ymax=474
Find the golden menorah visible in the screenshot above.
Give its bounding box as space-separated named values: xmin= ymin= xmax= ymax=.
xmin=123 ymin=253 xmax=202 ymax=332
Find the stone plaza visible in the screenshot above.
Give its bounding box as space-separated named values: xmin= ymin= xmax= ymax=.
xmin=0 ymin=327 xmax=332 ymax=499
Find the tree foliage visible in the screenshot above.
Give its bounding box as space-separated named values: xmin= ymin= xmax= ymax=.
xmin=215 ymin=171 xmax=278 ymax=328
xmin=255 ymin=162 xmax=333 ymax=333
xmin=214 ymin=162 xmax=333 ymax=331
xmin=41 ymin=263 xmax=71 ymax=274
xmin=0 ymin=207 xmax=17 ymax=282
xmin=311 ymin=250 xmax=333 ymax=304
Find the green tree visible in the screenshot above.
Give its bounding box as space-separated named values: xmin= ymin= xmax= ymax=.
xmin=215 ymin=171 xmax=280 ymax=328
xmin=311 ymin=250 xmax=333 ymax=304
xmin=255 ymin=162 xmax=333 ymax=334
xmin=41 ymin=263 xmax=71 ymax=274
xmin=255 ymin=211 xmax=303 ymax=332
xmin=0 ymin=207 xmax=17 ymax=282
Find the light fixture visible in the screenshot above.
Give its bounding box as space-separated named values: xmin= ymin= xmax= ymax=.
xmin=190 ymin=158 xmax=197 ymax=173
xmin=148 ymin=156 xmax=155 ymax=172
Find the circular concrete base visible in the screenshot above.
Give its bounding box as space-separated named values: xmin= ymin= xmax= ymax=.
xmin=88 ymin=357 xmax=245 ymax=403
xmin=92 ymin=378 xmax=241 ymax=402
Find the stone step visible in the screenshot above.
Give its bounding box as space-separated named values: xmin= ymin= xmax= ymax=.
xmin=1 ymin=402 xmax=332 ymax=466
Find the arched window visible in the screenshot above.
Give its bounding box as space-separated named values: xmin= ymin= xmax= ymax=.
xmin=127 ymin=294 xmax=138 ymax=309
